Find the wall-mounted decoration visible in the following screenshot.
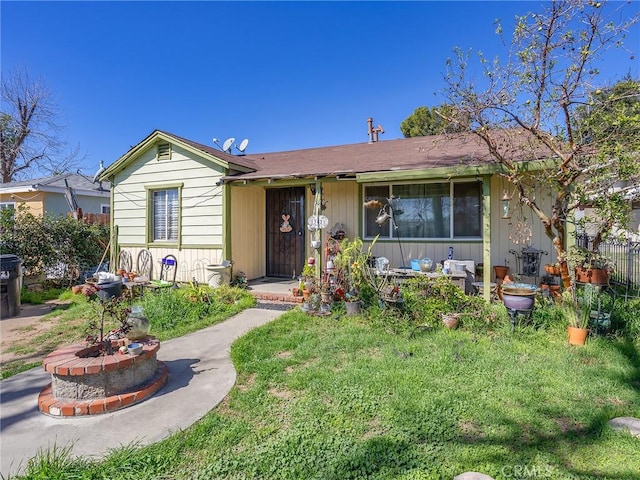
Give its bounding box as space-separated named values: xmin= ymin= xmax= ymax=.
xmin=280 ymin=214 xmax=293 ymax=233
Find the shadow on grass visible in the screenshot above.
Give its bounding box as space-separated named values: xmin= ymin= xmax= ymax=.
xmin=450 ymin=408 xmax=639 ymax=479
xmin=613 ymin=337 xmax=640 ymax=393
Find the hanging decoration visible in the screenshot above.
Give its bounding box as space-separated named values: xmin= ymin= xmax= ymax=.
xmin=308 ymin=185 xmax=328 ymax=248
xmin=308 ymin=188 xmax=329 ymax=232
xmin=307 ymin=214 xmax=329 ymax=231
xmin=501 ymin=190 xmax=512 ymax=219
xmin=279 ymin=214 xmax=293 ymax=233
xmin=508 ymin=202 xmax=532 ymax=245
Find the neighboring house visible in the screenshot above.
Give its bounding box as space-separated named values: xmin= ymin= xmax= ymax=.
xmin=0 ymin=173 xmax=111 ymax=219
xmin=99 ymin=128 xmax=561 ymax=286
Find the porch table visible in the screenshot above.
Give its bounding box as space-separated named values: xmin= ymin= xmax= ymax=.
xmin=381 ymin=269 xmax=467 ymax=291
xmin=122 ymin=277 xmax=150 ymax=299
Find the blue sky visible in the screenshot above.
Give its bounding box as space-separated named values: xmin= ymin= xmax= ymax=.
xmin=2 ymin=1 xmax=638 ymax=178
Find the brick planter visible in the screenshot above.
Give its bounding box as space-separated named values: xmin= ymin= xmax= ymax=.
xmin=38 ymin=336 xmax=167 ymax=417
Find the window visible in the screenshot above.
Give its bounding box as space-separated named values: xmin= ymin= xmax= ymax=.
xmin=152 ymin=189 xmax=179 ymax=242
xmin=0 ymin=202 xmax=15 ymax=211
xmin=363 ymin=181 xmax=482 ymax=239
xmin=100 ymin=204 xmax=110 ymax=214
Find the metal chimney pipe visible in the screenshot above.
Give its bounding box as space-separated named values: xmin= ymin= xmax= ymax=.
xmin=367 ymin=117 xmax=374 ymax=143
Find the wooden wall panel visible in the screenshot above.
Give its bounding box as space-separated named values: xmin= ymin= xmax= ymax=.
xmin=230 ymin=186 xmax=266 ymax=280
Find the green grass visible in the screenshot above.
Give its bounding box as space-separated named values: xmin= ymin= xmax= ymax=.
xmin=0 ymin=361 xmax=41 ymax=380
xmin=0 ymin=286 xmax=256 ymax=380
xmin=15 ymin=308 xmax=640 ymax=479
xmin=19 ymin=287 xmax=67 ymax=305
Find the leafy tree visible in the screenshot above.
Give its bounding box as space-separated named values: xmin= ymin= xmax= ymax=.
xmin=0 ymin=67 xmax=80 ymax=182
xmin=400 ymin=104 xmax=468 ymax=137
xmin=574 ymin=77 xmax=640 ymax=248
xmin=441 ymin=0 xmax=639 ymax=288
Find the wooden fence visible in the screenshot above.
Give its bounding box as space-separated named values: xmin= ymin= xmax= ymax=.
xmin=68 ymin=209 xmax=110 ymax=225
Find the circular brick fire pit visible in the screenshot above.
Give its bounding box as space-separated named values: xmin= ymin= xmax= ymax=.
xmin=38 ymin=336 xmax=168 ymax=417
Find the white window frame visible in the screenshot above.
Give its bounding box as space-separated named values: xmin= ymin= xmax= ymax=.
xmin=147 ymin=184 xmax=182 ymax=246
xmin=362 ymin=180 xmax=482 ymax=240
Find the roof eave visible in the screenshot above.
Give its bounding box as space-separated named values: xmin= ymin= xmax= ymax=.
xmin=1 ymin=184 xmax=109 ymax=196
xmin=99 ymin=130 xmax=255 ymax=182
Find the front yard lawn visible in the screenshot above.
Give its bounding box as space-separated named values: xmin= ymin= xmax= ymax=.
xmin=19 ymin=308 xmax=640 ymax=479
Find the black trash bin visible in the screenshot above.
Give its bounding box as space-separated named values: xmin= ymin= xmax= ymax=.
xmin=1 ymin=254 xmax=23 ymax=318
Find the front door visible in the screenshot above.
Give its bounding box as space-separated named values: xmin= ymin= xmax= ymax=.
xmin=266 ymin=187 xmax=306 ymax=278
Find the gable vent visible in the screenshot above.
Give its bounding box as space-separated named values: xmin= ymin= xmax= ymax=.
xmin=157 ymin=143 xmax=171 ymax=160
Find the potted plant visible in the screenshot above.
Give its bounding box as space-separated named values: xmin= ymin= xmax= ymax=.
xmin=182 ymin=279 xmax=213 ymax=303
xmin=544 ymin=262 xmax=561 ymax=276
xmin=320 ymin=280 xmax=333 ymax=304
xmin=301 ymin=264 xmax=317 ymax=300
xmin=333 ymin=237 xmax=368 ymax=314
xmin=83 ymin=295 xmax=134 ymax=355
xmin=567 ymin=245 xmax=614 ymax=285
xmin=561 ymin=285 xmax=596 ymax=345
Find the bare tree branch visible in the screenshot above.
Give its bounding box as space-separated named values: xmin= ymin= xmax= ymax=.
xmin=1 ymin=67 xmax=81 ymax=182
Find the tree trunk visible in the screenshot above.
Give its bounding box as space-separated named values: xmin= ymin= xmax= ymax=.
xmin=559 ymin=260 xmax=572 ymax=289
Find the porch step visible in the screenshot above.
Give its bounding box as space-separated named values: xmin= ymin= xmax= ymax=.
xmin=250 ymin=291 xmax=303 ymax=305
xmin=255 ymin=300 xmax=299 ymax=311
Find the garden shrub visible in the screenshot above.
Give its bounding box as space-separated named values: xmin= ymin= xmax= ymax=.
xmin=528 ymin=297 xmax=568 ymax=332
xmin=367 ymin=276 xmax=503 ymax=333
xmin=0 ymin=205 xmax=109 ymax=286
xmin=139 ymin=289 xmax=213 ymax=332
xmin=137 ymin=286 xmax=255 ymax=337
xmin=612 ymin=296 xmax=640 ymax=342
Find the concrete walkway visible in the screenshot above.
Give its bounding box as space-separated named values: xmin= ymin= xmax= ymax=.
xmin=0 ymin=306 xmax=285 ymax=478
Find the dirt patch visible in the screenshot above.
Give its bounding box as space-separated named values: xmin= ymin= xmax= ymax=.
xmin=269 ymin=386 xmax=294 ymax=400
xmin=0 ymin=301 xmax=75 ymax=365
xmin=554 ymin=416 xmax=587 ymax=434
xmin=236 ymin=373 xmax=256 ymax=392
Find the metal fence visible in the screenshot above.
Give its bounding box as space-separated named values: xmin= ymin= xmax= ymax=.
xmin=576 ymin=234 xmax=640 ymax=297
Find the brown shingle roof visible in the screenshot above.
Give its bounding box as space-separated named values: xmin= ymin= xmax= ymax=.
xmin=157 ymin=130 xmax=260 ymax=171
xmin=229 ymin=131 xmax=549 ymax=181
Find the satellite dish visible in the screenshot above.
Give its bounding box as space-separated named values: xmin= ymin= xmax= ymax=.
xmin=237 ymin=138 xmax=249 ymax=153
xmin=222 ymin=137 xmax=235 ymax=153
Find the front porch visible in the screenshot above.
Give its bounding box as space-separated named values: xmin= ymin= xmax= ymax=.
xmin=247 ymin=277 xmax=301 ymax=304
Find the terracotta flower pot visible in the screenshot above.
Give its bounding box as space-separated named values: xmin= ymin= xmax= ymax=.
xmin=442 ymin=313 xmax=461 ymax=330
xmin=549 ymin=284 xmax=562 ymax=299
xmin=544 ymin=264 xmax=561 ymax=276
xmin=494 ymin=266 xmax=509 ymax=285
xmin=574 ymin=267 xmax=610 ymax=285
xmin=567 ymin=326 xmax=589 ymax=346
